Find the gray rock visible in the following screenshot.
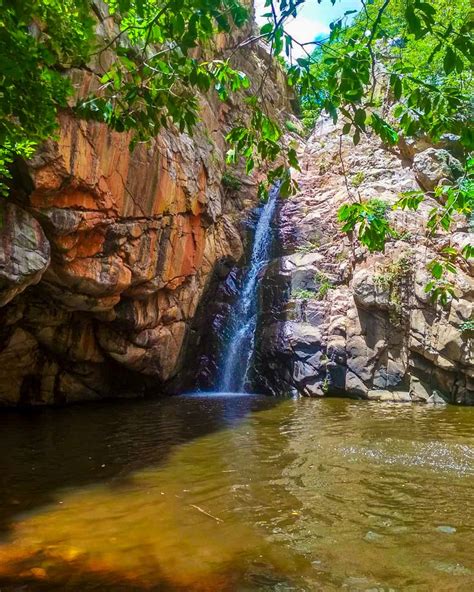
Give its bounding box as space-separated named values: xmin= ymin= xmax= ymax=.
xmin=427 ymin=391 xmax=448 ymax=405
xmin=409 ymin=376 xmax=432 ymax=401
xmin=413 ymin=148 xmax=463 ymax=192
xmin=367 ymin=389 xmax=411 ymax=402
xmin=0 ymin=202 xmax=50 ymax=307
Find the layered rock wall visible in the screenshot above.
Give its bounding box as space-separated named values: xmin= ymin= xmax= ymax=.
xmin=0 ymin=7 xmax=291 ymax=405
xmin=256 ymin=118 xmax=473 ymax=404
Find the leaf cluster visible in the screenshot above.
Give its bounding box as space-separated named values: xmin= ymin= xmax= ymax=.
xmin=337 ymin=199 xmax=395 ymax=252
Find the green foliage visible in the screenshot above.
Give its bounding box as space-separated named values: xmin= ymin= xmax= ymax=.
xmin=367 ymin=198 xmax=390 ymax=220
xmin=337 ymin=199 xmax=395 ymax=252
xmin=374 ymin=253 xmax=412 ymax=324
xmin=284 ymin=120 xmax=300 ymax=134
xmin=397 ymin=158 xmax=474 ymax=239
xmin=424 ymin=247 xmax=459 ymax=306
xmin=296 ymin=0 xmax=473 ymax=147
xmin=0 ymin=0 xmax=93 ymax=194
xmin=394 ymin=190 xmax=425 ymax=211
xmin=351 ymin=171 xmax=365 ymax=188
xmin=0 ymin=0 xmax=251 ymax=192
xmin=460 ymin=319 xmax=474 ymax=334
xmin=321 ymin=375 xmax=330 ymax=394
xmin=428 ymin=159 xmax=474 ymax=234
xmin=314 ymin=271 xmax=334 ymax=300
xmin=77 ymin=0 xmax=251 ymax=145
xmin=221 ymin=171 xmax=242 ymax=191
xmin=226 ymin=105 xmax=299 ymax=199
xmin=291 ymin=271 xmax=334 ymax=302
xmin=292 ymin=288 xmax=316 ymax=300
xmin=0 ymin=0 xmax=472 ymax=291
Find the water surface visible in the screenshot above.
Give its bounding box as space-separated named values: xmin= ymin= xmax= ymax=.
xmin=0 ymin=395 xmax=473 ymax=591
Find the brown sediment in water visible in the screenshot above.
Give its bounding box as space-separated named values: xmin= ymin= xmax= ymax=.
xmin=0 ymin=551 xmax=239 ymax=591
xmin=0 ymin=397 xmax=473 ymax=591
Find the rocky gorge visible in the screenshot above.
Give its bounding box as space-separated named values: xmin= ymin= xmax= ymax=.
xmin=253 ymin=118 xmax=473 ymax=404
xmin=0 ymin=2 xmax=291 ymax=405
xmin=0 ymin=5 xmax=472 ymax=408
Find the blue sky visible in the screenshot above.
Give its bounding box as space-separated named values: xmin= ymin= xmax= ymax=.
xmin=255 ymin=0 xmax=362 ymax=57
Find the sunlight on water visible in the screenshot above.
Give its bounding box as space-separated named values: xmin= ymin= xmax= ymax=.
xmin=0 ymin=397 xmax=473 ymax=591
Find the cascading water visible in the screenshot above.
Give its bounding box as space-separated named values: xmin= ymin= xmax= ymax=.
xmin=218 ymin=184 xmax=280 ymax=392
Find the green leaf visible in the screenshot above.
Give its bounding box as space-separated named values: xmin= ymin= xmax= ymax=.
xmin=444 ymin=47 xmax=456 ymax=74
xmin=428 ymin=260 xmax=443 ymax=279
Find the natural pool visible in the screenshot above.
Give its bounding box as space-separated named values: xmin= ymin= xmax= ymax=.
xmin=0 ymin=394 xmax=473 ymax=591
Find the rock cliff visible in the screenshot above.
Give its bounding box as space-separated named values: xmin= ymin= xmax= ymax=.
xmin=0 ymin=6 xmax=291 ymax=405
xmin=256 ymin=118 xmax=473 ymax=404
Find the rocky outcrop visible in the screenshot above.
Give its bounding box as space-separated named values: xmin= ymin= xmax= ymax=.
xmin=0 ymin=202 xmax=50 ymax=307
xmin=0 ymin=7 xmax=291 ymax=406
xmin=412 ymin=147 xmax=464 ymax=192
xmin=256 ymin=117 xmax=473 ymax=404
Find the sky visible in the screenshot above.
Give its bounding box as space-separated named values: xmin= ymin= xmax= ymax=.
xmin=255 ymin=0 xmax=362 ymax=58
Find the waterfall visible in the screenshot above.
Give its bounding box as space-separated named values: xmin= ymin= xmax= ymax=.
xmin=218 ymin=184 xmax=280 ymax=393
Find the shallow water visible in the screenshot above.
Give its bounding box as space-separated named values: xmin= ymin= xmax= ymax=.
xmin=0 ymin=395 xmax=473 ymax=591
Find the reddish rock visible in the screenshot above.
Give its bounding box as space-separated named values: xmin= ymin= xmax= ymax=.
xmin=0 ymin=11 xmax=292 ymax=405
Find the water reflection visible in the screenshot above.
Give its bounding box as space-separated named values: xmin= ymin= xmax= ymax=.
xmin=0 ymin=396 xmax=473 ymax=591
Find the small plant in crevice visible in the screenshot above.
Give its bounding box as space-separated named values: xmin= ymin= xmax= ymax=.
xmin=222 ymin=171 xmax=242 ymax=191
xmin=351 ymin=171 xmax=365 ymax=188
xmin=390 ymin=229 xmax=413 ymax=242
xmin=315 ymin=271 xmax=334 ymax=301
xmin=320 ymin=353 xmax=330 ymax=366
xmin=374 ymin=253 xmax=412 ymax=325
xmin=335 ymin=248 xmax=350 ymax=262
xmin=295 ymin=239 xmax=321 ymax=254
xmin=285 ymin=119 xmax=301 ymax=134
xmin=292 ymin=288 xmax=316 ymax=300
xmin=321 ymin=375 xmax=330 ymax=394
xmin=460 ymin=319 xmax=474 ymax=334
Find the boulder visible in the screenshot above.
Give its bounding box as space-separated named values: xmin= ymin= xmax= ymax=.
xmin=0 ymin=202 xmax=50 ymax=307
xmin=413 ymin=148 xmax=463 ymax=192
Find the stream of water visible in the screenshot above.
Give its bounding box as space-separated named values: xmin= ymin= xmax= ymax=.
xmin=0 ymin=394 xmax=473 ymax=591
xmin=219 ymin=185 xmax=279 ymax=392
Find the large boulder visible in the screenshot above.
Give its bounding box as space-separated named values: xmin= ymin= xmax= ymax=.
xmin=413 ymin=147 xmax=464 ymax=192
xmin=0 ymin=202 xmax=50 ymax=306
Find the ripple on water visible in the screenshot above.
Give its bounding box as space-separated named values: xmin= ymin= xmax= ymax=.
xmin=0 ymin=396 xmax=473 ymax=591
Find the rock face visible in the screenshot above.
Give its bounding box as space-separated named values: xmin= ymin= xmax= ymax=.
xmin=0 ymin=202 xmax=50 ymax=307
xmin=0 ymin=8 xmax=291 ymax=405
xmin=412 ymin=147 xmax=464 ymax=192
xmin=255 ymin=117 xmax=473 ymax=404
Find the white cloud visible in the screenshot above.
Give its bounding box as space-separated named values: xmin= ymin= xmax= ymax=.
xmin=254 ymin=0 xmax=329 ymax=60
xmin=284 ymin=15 xmax=329 ymax=59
